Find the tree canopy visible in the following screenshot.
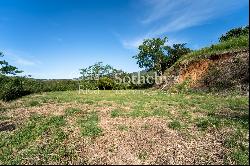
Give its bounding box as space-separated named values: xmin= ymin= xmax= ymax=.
xmin=80 ymin=62 xmax=125 ymax=80
xmin=219 ymin=25 xmax=249 ymax=42
xmin=133 ymin=37 xmax=191 ymax=75
xmin=0 ymin=52 xmax=22 ymax=75
xmin=133 ymin=37 xmax=168 ymax=75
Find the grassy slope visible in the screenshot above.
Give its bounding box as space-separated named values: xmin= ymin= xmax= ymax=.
xmin=0 ymin=90 xmax=249 ymax=164
xmin=172 ymin=35 xmax=249 ymax=69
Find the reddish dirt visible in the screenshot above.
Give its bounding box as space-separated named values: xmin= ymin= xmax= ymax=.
xmin=176 ymin=49 xmax=249 ymax=88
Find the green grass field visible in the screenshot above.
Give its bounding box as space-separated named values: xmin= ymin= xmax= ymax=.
xmin=0 ymin=90 xmax=249 ymax=164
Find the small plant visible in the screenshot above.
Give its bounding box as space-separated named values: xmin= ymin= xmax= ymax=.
xmin=138 ymin=150 xmax=148 ymax=161
xmin=168 ymin=120 xmax=182 ymax=130
xmin=111 ymin=109 xmax=124 ymax=118
xmin=28 ymin=100 xmax=40 ymax=107
xmin=117 ymin=124 xmax=129 ymax=131
xmin=65 ymin=108 xmax=81 ymax=116
xmin=230 ymin=149 xmax=249 ymax=165
xmin=152 ymin=108 xmax=171 ymax=117
xmin=196 ymin=118 xmax=209 ymax=130
xmin=83 ymin=100 xmax=94 ymax=105
xmin=141 ymin=124 xmax=150 ymax=130
xmin=78 ymin=112 xmax=102 ymax=137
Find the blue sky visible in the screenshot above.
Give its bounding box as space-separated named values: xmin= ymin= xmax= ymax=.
xmin=0 ymin=0 xmax=249 ymax=79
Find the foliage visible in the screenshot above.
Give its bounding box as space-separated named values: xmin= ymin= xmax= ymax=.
xmin=164 ymin=43 xmax=192 ymax=68
xmin=168 ymin=79 xmax=191 ymax=94
xmin=79 ymin=62 xmax=132 ymax=90
xmin=0 ymin=52 xmax=25 ymax=101
xmin=97 ymin=77 xmax=115 ymax=90
xmin=174 ymin=35 xmax=249 ymax=68
xmin=219 ymin=25 xmax=249 ymax=42
xmin=21 ymin=78 xmax=79 ymax=93
xmin=0 ymin=75 xmax=81 ymax=101
xmin=133 ymin=37 xmax=168 ymax=75
xmin=168 ymin=120 xmax=182 ymax=130
xmin=0 ymin=75 xmax=27 ymax=101
xmin=0 ymin=52 xmax=23 ymax=75
xmin=133 ymin=37 xmax=191 ymax=75
xmin=80 ymin=62 xmax=125 ymax=80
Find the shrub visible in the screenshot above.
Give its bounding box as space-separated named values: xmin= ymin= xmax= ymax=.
xmin=22 ymin=79 xmax=80 ymax=93
xmin=0 ymin=75 xmax=28 ymax=101
xmin=219 ymin=25 xmax=249 ymax=42
xmin=168 ymin=120 xmax=182 ymax=130
xmin=97 ymin=77 xmax=115 ymax=90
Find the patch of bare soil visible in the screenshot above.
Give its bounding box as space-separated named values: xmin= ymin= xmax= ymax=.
xmin=12 ymin=102 xmax=88 ymax=115
xmin=0 ymin=121 xmax=16 ymax=132
xmin=78 ymin=107 xmax=227 ymax=165
xmin=178 ymin=59 xmax=211 ymax=86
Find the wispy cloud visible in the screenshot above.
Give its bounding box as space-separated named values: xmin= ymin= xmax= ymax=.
xmin=121 ymin=35 xmax=185 ymax=50
xmin=120 ymin=0 xmax=248 ymax=49
xmin=14 ymin=57 xmax=36 ymax=66
xmin=3 ymin=49 xmax=40 ymax=66
xmin=141 ymin=0 xmax=184 ymax=24
xmin=121 ymin=37 xmax=146 ymax=50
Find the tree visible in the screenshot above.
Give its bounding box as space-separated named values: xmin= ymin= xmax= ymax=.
xmin=219 ymin=25 xmax=249 ymax=42
xmin=133 ymin=37 xmax=191 ymax=75
xmin=79 ymin=62 xmax=126 ymax=80
xmin=133 ymin=37 xmax=168 ymax=75
xmin=0 ymin=52 xmax=22 ymax=75
xmin=164 ymin=43 xmax=192 ymax=68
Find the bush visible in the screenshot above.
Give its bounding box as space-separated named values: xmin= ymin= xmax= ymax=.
xmin=0 ymin=75 xmax=28 ymax=101
xmin=219 ymin=25 xmax=249 ymax=42
xmin=97 ymin=77 xmax=115 ymax=90
xmin=22 ymin=78 xmax=80 ymax=93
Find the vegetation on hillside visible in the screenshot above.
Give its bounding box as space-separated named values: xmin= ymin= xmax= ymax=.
xmin=133 ymin=37 xmax=191 ymax=75
xmin=0 ymin=25 xmax=249 ymax=100
xmin=219 ymin=25 xmax=249 ymax=42
xmin=174 ymin=35 xmax=249 ymax=68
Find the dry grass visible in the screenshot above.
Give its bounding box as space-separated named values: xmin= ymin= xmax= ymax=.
xmin=0 ymin=90 xmax=248 ymax=165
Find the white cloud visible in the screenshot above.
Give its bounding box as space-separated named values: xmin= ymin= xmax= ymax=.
xmin=143 ymin=0 xmax=248 ymax=35
xmin=141 ymin=0 xmax=184 ymax=24
xmin=120 ymin=0 xmax=248 ymax=49
xmin=121 ymin=35 xmax=186 ymax=50
xmin=15 ymin=58 xmax=35 ymax=66
xmin=121 ymin=37 xmax=145 ymax=49
xmin=3 ymin=49 xmax=39 ymax=66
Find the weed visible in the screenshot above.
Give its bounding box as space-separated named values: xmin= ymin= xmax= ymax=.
xmin=28 ymin=100 xmax=40 ymax=107
xmin=141 ymin=124 xmax=150 ymax=130
xmin=169 ymin=120 xmax=182 ymax=130
xmin=138 ymin=150 xmax=148 ymax=160
xmin=117 ymin=125 xmax=129 ymax=131
xmin=65 ymin=108 xmax=82 ymax=116
xmin=111 ymin=109 xmax=125 ymax=118
xmin=78 ymin=111 xmax=102 ymax=137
